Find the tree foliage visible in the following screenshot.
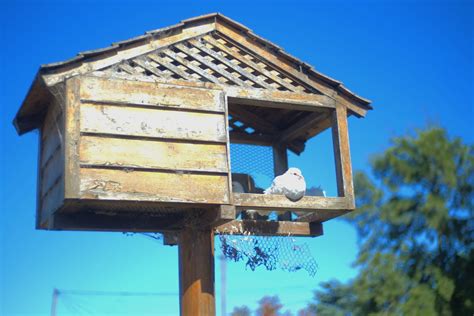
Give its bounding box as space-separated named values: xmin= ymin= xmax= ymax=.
xmin=310 ymin=127 xmax=474 ymax=315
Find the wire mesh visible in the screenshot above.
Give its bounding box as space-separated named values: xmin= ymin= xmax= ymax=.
xmin=218 ymin=234 xmax=318 ymax=277
xmin=222 ymin=142 xmax=319 ymax=277
xmin=230 ymin=143 xmax=275 ymax=190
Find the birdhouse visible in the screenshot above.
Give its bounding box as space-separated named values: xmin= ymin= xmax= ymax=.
xmin=14 ymin=13 xmax=371 ymax=237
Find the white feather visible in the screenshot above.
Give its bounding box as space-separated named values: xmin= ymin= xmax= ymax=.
xmin=264 ymin=167 xmax=306 ymax=202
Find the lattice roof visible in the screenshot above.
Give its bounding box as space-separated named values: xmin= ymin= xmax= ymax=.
xmin=14 ymin=13 xmax=372 ymax=136
xmin=99 ymin=33 xmax=317 ymax=94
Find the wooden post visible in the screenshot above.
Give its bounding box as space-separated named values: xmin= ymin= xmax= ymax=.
xmin=273 ymin=143 xmax=291 ymax=220
xmin=272 ymin=143 xmax=288 ymax=177
xmin=179 ymin=228 xmax=216 ymax=316
xmin=331 ymin=104 xmax=354 ymax=207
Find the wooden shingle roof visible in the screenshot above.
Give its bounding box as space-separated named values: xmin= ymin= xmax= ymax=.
xmin=14 ymin=13 xmax=371 ymax=135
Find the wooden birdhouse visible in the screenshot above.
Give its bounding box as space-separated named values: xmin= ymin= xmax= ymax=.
xmin=14 ymin=13 xmax=371 ymax=237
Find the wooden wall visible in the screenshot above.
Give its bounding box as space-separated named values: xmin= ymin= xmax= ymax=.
xmin=39 ymin=90 xmax=65 ymax=227
xmin=69 ymin=76 xmax=231 ymax=205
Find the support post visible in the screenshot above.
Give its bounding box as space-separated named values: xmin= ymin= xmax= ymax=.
xmin=331 ymin=104 xmax=355 ymax=207
xmin=179 ymin=228 xmax=215 ymax=316
xmin=273 ymin=143 xmax=291 ymax=220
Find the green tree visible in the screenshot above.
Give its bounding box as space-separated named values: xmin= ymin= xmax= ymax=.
xmin=308 ymin=128 xmax=474 ymax=315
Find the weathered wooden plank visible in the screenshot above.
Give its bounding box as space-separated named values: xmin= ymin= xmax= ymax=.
xmin=233 ymin=193 xmax=351 ymax=211
xmin=223 ymin=93 xmax=234 ymax=205
xmin=162 ymin=49 xmax=221 ymax=84
xmin=41 ymin=103 xmax=62 ymax=140
xmin=295 ymin=209 xmax=349 ymax=223
xmin=41 ymin=180 xmax=64 ymax=227
xmin=79 ymin=135 xmax=229 ymax=173
xmin=80 ymin=76 xmax=225 ymax=113
xmin=189 ymin=38 xmax=274 ymax=89
xmin=203 ymin=35 xmax=299 ymax=92
xmin=226 ymin=86 xmax=335 ymax=111
xmin=80 ymin=103 xmax=227 ymax=143
xmin=64 ymin=78 xmax=81 ymax=199
xmin=215 ymin=220 xmax=323 ymax=237
xmin=79 ymin=168 xmax=230 ymax=204
xmin=41 ymin=125 xmax=61 ymax=167
xmin=332 ymin=104 xmax=354 ymax=204
xmin=41 ymin=150 xmax=64 ymax=196
xmin=175 ymin=43 xmax=250 ymax=87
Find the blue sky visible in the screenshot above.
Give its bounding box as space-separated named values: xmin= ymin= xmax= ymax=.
xmin=1 ymin=0 xmax=472 ymax=315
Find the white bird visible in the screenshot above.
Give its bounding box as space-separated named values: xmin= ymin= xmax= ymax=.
xmin=264 ymin=167 xmax=306 ymax=202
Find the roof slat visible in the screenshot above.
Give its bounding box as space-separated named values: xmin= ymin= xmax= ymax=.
xmin=189 ymin=38 xmax=274 ymax=90
xmin=203 ymin=35 xmax=299 ymax=92
xmin=147 ymin=53 xmax=196 ymax=81
xmin=174 ymin=43 xmax=250 ymax=87
xmin=162 ymin=49 xmax=221 ymax=84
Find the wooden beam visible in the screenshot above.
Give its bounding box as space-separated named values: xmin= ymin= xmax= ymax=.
xmin=229 ymin=131 xmax=274 ymax=146
xmin=332 ymin=104 xmax=355 ymax=205
xmin=163 ymin=232 xmax=179 ymax=246
xmin=276 ymin=111 xmax=327 ymax=144
xmin=296 ymin=209 xmax=349 ymax=223
xmin=214 ymin=220 xmax=323 ymax=237
xmin=202 ymin=205 xmax=236 ymax=229
xmin=233 ymin=193 xmax=352 ymax=211
xmin=179 ymin=228 xmax=215 ymax=316
xmin=229 ymin=106 xmax=277 ymax=133
xmin=226 ymin=86 xmax=335 ymax=111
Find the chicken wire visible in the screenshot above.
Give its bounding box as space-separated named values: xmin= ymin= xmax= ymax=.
xmin=222 ymin=143 xmax=319 ymax=277
xmin=218 ymin=234 xmax=318 ymax=277
xmin=230 ymin=143 xmax=275 ymax=190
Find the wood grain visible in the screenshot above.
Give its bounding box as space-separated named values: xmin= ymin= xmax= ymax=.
xmin=332 ymin=105 xmax=354 ymax=204
xmin=80 ymin=103 xmax=227 ymax=143
xmin=80 ymin=76 xmax=225 ymax=113
xmin=79 ymin=135 xmax=229 ymax=173
xmin=179 ymin=228 xmax=215 ymax=316
xmin=233 ymin=193 xmax=351 ymax=211
xmin=41 ymin=150 xmax=64 ymax=196
xmin=79 ymin=168 xmax=230 ymax=204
